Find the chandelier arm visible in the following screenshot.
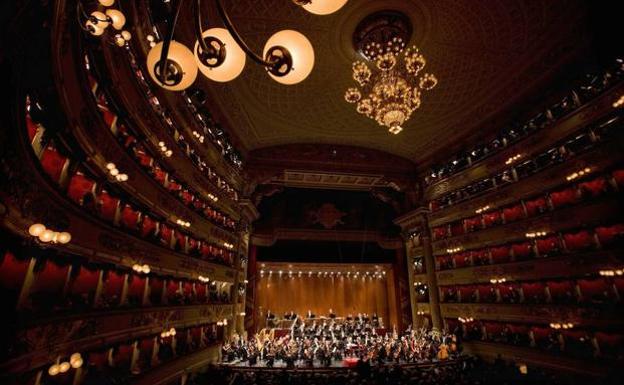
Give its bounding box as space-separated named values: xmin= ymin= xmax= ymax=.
xmin=214 ymin=0 xmax=274 ymax=67
xmin=157 ymin=0 xmax=185 ymax=83
xmin=194 ymin=0 xmax=210 ymax=53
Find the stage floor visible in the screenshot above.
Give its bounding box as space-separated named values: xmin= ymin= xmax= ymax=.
xmin=221 ymin=357 xmax=443 ymax=369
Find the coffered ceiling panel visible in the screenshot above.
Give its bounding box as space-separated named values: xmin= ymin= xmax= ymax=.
xmin=179 ymin=0 xmax=591 ymax=163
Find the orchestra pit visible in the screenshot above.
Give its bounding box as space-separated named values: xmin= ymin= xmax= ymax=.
xmin=0 ymin=1 xmax=622 ymax=384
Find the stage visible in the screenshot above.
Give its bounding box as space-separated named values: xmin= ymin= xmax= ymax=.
xmin=221 ymin=357 xmax=457 ymax=369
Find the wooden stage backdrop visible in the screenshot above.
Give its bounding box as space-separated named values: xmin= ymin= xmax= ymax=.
xmin=255 ymin=263 xmax=398 ymax=329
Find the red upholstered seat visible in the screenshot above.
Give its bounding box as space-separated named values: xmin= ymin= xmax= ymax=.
xmin=503 ymin=204 xmax=524 ymax=223
xmin=32 ymin=259 xmax=69 ymax=295
xmin=482 ymin=211 xmax=502 ymax=228
xmin=138 ymin=337 xmax=155 ymax=364
xmin=196 ymin=283 xmax=207 ymax=302
xmin=595 ymin=224 xmax=624 ymax=246
xmin=180 ymin=190 xmax=194 ymax=206
xmin=579 ymin=177 xmax=608 ymax=197
xmin=452 ymin=252 xmax=471 ymax=268
xmin=120 ymin=205 xmax=140 ymax=230
xmin=167 ymin=179 xmax=182 ymax=192
xmin=512 ymin=242 xmax=533 ymax=260
xmin=472 ymin=249 xmax=490 ymax=265
xmin=450 ymin=222 xmax=464 ymax=236
xmin=429 ymin=200 xmax=440 ymax=212
xmin=188 ymin=238 xmax=199 ymax=254
xmin=563 ymin=230 xmax=594 ymax=251
xmin=490 ymin=246 xmax=511 ymax=263
xmin=40 ymin=147 xmax=68 ymax=184
xmin=135 ymin=149 xmax=153 ymax=168
xmin=536 ymin=236 xmax=560 ymax=256
xmin=141 ymin=215 xmax=158 ymax=238
xmin=612 ymin=169 xmax=624 ymax=188
xmin=26 ymin=113 xmax=39 ymax=141
xmin=525 ymin=197 xmax=548 ymax=217
xmin=127 ymin=274 xmax=146 ymax=303
xmin=550 ymin=188 xmax=580 ymax=209
xmin=99 ymin=106 xmax=117 ymax=130
xmin=477 ymin=285 xmax=496 ymax=302
xmin=149 ymin=277 xmax=164 ymax=304
xmin=578 ymin=278 xmax=613 ymax=303
xmin=68 ymin=266 xmax=100 ymax=297
xmin=113 ymin=344 xmax=133 ymax=367
xmin=521 ymin=282 xmax=546 ymax=302
xmin=464 ymin=216 xmax=482 ymax=232
xmin=547 ymin=280 xmax=576 ymax=303
xmin=67 ymin=173 xmax=95 ymax=205
xmin=0 ymin=251 xmax=30 ymax=291
xmin=174 ymin=231 xmax=186 ymax=251
xmin=153 ymin=168 xmax=167 ymax=185
xmin=498 ymin=284 xmax=521 ymax=303
xmin=103 ymin=270 xmax=125 ymax=299
xmin=87 ymin=351 xmax=109 ymax=369
xmin=159 ymin=224 xmax=173 ymax=246
xmin=459 ymin=285 xmax=477 ymax=302
xmin=98 ymin=191 xmax=119 ymax=222
xmin=432 ymin=226 xmax=448 ymax=240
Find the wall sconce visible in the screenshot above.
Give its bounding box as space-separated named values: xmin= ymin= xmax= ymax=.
xmin=29 ymin=223 xmax=71 ymax=244
xmin=565 ymin=167 xmax=591 ymax=181
xmin=599 ymin=269 xmax=623 ymax=276
xmin=613 ymin=94 xmax=624 ymax=108
xmin=223 ymin=242 xmax=234 ymax=249
xmin=446 ymin=246 xmax=462 ymax=253
xmin=198 ymin=275 xmax=210 ymax=282
xmin=106 ymin=162 xmax=128 ymax=182
xmin=158 ymin=141 xmax=173 ymax=157
xmin=132 ymin=263 xmax=151 ymax=274
xmin=475 ymin=205 xmax=490 ymax=214
xmin=525 ymin=231 xmax=547 ymax=238
xmin=505 ymin=154 xmax=523 ymax=165
xmin=458 ymin=317 xmax=474 ymax=323
xmin=161 ymin=327 xmax=176 ymax=338
xmin=489 ymin=277 xmax=507 ymax=284
xmin=549 ymin=322 xmax=574 ymax=329
xmin=175 ymin=218 xmax=191 ymax=228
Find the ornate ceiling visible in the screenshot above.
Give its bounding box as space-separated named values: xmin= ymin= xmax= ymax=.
xmin=177 ymin=0 xmax=592 ymax=164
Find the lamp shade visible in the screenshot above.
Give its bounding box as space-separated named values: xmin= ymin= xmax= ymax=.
xmin=147 ymin=41 xmax=198 ymax=91
xmin=194 ymin=28 xmax=246 ymax=82
xmin=263 ymin=30 xmax=314 ymax=85
xmin=99 ymin=0 xmax=115 ymax=6
xmin=90 ymin=11 xmax=109 ymax=29
xmin=29 ymin=223 xmax=46 ymax=237
xmin=105 ymin=9 xmax=126 ymax=30
xmin=301 ymin=0 xmax=348 ymax=15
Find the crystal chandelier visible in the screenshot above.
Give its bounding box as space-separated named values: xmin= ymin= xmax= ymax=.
xmin=345 ymin=13 xmax=437 ymax=135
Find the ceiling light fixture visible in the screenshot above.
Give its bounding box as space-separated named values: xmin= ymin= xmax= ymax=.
xmin=142 ymin=0 xmax=344 ymax=90
xmin=77 ymin=0 xmax=132 ymax=46
xmin=345 ymin=11 xmax=437 ymax=135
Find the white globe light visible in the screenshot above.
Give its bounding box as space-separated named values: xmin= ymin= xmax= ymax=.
xmin=90 ymin=11 xmax=109 ymax=29
xmin=70 ymin=353 xmax=82 ymax=364
xmin=48 ymin=364 xmax=60 ymax=376
xmin=263 ymin=30 xmax=314 ymax=85
xmin=301 ymin=0 xmax=348 ymax=15
xmin=194 ymin=28 xmax=246 ymax=82
xmin=70 ymin=357 xmax=83 ymax=369
xmin=99 ymin=0 xmax=115 ymax=6
xmin=59 ymin=362 xmax=71 ymax=373
xmin=39 ymin=229 xmax=55 ymax=243
xmin=57 ymin=232 xmax=72 ymax=244
xmin=85 ymin=20 xmax=105 ymax=36
xmin=29 ymin=223 xmax=46 ymax=237
xmin=121 ymin=30 xmax=132 ymax=41
xmin=105 ymin=9 xmax=126 ymax=30
xmin=147 ymin=41 xmax=198 ymax=91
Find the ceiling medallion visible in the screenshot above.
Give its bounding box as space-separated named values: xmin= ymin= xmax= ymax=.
xmin=345 ymin=10 xmax=438 ymax=135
